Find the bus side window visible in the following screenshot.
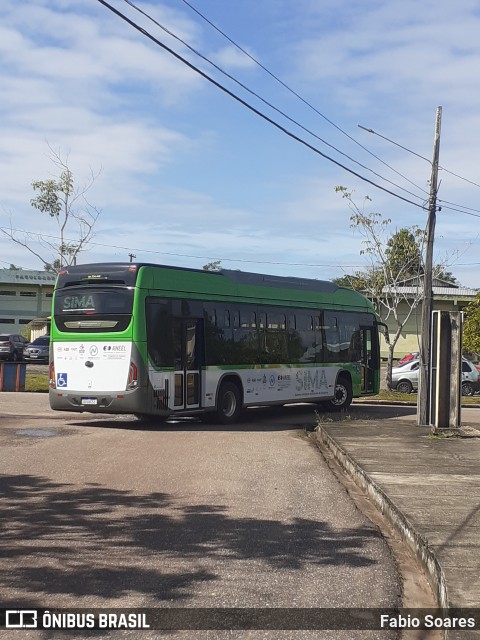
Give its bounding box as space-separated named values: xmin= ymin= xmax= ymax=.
xmin=313 ymin=313 xmax=325 ymax=363
xmin=323 ymin=313 xmax=340 ymax=363
xmin=146 ymin=299 xmax=174 ymax=367
xmin=265 ymin=312 xmax=288 ymax=363
xmin=286 ymin=313 xmax=299 ymax=362
xmin=204 ymin=303 xmax=233 ymax=366
xmin=294 ymin=313 xmax=316 ymax=363
xmin=349 ymin=330 xmax=362 ymax=362
xmin=257 ymin=311 xmax=268 ymax=364
xmin=234 ymin=306 xmax=258 ymax=364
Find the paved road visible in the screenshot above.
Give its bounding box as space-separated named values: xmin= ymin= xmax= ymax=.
xmin=0 ymin=395 xmax=404 ymax=638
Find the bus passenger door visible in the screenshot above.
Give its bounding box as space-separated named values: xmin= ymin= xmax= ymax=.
xmin=173 ymin=319 xmax=201 ymax=410
xmin=360 ymin=326 xmax=376 ymax=393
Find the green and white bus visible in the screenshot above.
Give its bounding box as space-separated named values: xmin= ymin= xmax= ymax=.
xmin=49 ymin=262 xmax=381 ymax=423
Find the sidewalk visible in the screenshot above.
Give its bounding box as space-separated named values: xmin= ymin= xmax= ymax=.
xmin=315 ymin=407 xmax=480 ymax=635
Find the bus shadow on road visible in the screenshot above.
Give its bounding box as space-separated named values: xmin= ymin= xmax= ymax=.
xmin=67 ymin=403 xmax=418 ymax=433
xmin=68 ymin=406 xmax=319 ymax=433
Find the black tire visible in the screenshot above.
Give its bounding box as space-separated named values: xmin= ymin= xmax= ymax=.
xmin=462 ymin=381 xmax=474 ymax=397
xmin=326 ymin=377 xmax=353 ymax=411
xmin=216 ymin=381 xmax=242 ymax=424
xmin=396 ymin=380 xmax=413 ymax=394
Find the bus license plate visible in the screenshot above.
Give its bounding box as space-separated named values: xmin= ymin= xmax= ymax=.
xmin=81 ymin=398 xmax=98 ymax=405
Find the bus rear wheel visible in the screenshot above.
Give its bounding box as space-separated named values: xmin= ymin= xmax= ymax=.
xmin=216 ymin=381 xmax=242 ymax=424
xmin=326 ymin=378 xmax=353 ymax=411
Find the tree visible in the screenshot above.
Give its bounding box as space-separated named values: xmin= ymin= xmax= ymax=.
xmin=203 ymin=261 xmax=222 ymax=271
xmin=385 ymin=227 xmax=423 ymax=279
xmin=1 ymin=146 xmax=101 ymax=273
xmin=463 ymin=293 xmax=480 ymax=356
xmin=335 ymin=186 xmax=457 ymax=389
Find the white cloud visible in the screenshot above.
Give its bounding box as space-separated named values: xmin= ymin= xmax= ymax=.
xmin=212 ymin=45 xmax=258 ymax=70
xmin=1 ymin=0 xmax=480 ymax=292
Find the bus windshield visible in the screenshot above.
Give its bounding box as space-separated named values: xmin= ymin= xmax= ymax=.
xmin=53 ymin=286 xmax=134 ymax=332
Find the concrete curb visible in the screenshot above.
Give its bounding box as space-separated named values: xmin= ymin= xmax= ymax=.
xmin=313 ymin=425 xmax=449 ymax=611
xmin=353 ymin=399 xmax=480 ymax=408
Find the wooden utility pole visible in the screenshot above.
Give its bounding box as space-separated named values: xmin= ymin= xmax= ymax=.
xmin=417 ymin=106 xmax=442 ymax=426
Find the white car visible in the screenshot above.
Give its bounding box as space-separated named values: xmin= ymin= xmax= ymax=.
xmin=391 ymin=357 xmax=480 ymax=396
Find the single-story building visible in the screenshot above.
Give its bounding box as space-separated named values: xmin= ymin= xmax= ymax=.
xmin=0 ymin=269 xmax=56 ymax=336
xmin=379 ymin=277 xmax=478 ymax=359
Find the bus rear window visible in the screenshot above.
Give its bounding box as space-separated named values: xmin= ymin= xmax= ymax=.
xmin=53 ymin=287 xmax=134 ymax=332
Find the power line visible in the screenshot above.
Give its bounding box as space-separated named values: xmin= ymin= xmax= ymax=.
xmin=96 ymin=0 xmax=425 ymax=209
xmin=108 ymin=1 xmax=480 ymax=217
xmin=138 ymin=0 xmax=480 ymax=221
xmin=438 ymin=166 xmax=480 ymax=189
xmin=359 ymin=124 xmax=480 ymax=192
xmin=0 ymin=226 xmax=367 ymax=269
xmin=121 ymin=0 xmax=425 ymax=201
xmin=358 ymin=125 xmax=432 ymax=163
xmin=438 ymin=203 xmax=480 ymax=218
xmin=2 ymin=226 xmax=480 ymax=270
xmin=177 ymin=0 xmax=429 ymax=198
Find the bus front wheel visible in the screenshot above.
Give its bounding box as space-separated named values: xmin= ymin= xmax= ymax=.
xmin=216 ymin=381 xmax=242 ymax=424
xmin=326 ymin=378 xmax=353 ymax=411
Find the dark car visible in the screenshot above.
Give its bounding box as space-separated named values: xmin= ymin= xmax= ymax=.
xmin=0 ymin=334 xmax=27 ymax=361
xmin=23 ymin=335 xmax=50 ymax=363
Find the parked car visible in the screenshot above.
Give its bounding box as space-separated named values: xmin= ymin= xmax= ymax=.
xmin=391 ymin=357 xmax=480 ymax=396
xmin=396 ymin=352 xmax=420 ymax=367
xmin=0 ymin=334 xmax=27 ymax=362
xmin=23 ymin=335 xmax=50 ymax=363
xmin=391 ymin=360 xmax=420 ymax=393
xmin=461 ymin=359 xmax=480 ymax=396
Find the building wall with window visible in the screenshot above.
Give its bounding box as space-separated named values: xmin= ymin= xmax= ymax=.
xmin=379 ymin=280 xmax=478 ymax=359
xmin=0 ymin=269 xmax=56 ymax=335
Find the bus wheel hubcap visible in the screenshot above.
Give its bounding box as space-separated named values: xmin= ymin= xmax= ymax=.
xmin=333 ymin=385 xmax=346 ymax=405
xmin=222 ymin=391 xmax=236 ymax=417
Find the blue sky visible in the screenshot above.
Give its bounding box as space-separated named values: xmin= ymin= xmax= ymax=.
xmin=1 ymin=0 xmax=480 ymax=287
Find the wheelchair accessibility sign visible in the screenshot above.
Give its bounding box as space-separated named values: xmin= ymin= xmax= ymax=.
xmin=56 ymin=373 xmax=68 ymax=388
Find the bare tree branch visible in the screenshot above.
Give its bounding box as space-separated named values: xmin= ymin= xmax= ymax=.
xmin=1 ymin=145 xmax=102 ymax=272
xmin=335 ymin=186 xmax=434 ymax=389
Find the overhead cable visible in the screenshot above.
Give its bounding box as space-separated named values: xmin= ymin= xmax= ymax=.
xmin=2 ymin=226 xmax=480 ymax=269
xmin=97 ymin=0 xmax=425 ymax=209
xmin=177 ymin=0 xmax=429 ymax=197
xmin=122 ymin=0 xmax=425 ymax=200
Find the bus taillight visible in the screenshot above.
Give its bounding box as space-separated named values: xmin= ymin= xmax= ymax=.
xmin=49 ymin=361 xmax=56 ymax=388
xmin=127 ymin=362 xmax=138 ymax=389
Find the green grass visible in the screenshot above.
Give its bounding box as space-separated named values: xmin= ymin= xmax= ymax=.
xmin=25 ymin=373 xmax=49 ymax=393
xmin=356 ymin=389 xmax=480 ymax=405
